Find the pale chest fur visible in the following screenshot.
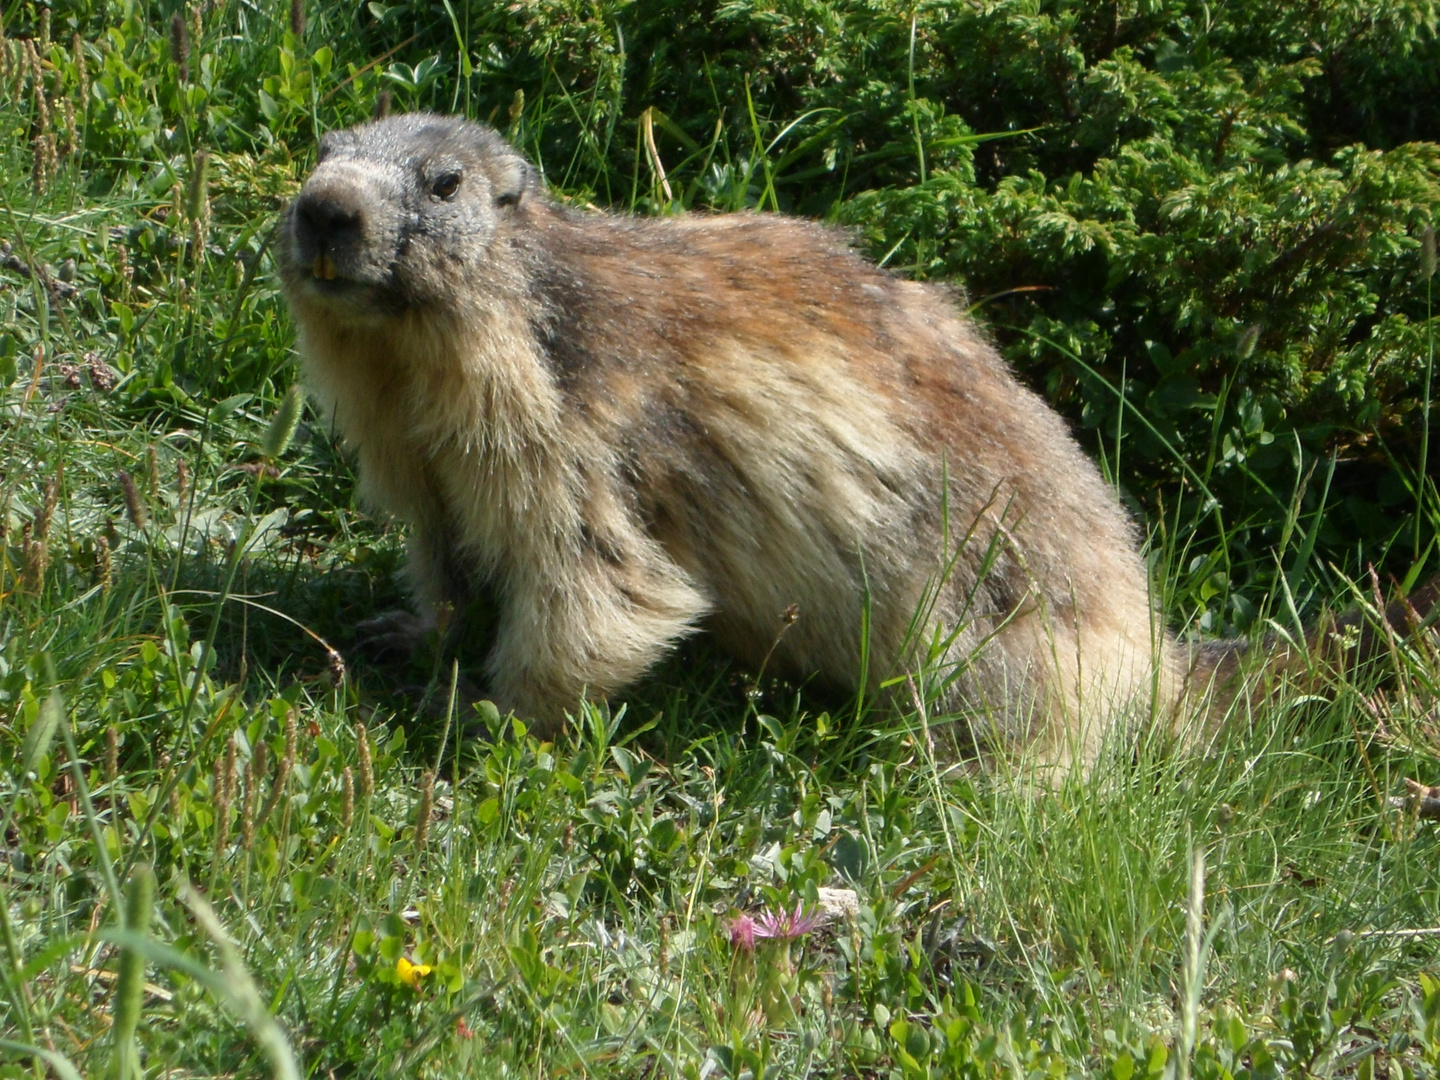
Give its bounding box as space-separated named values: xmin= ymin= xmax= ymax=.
xmin=296 ymin=308 xmax=577 ymax=576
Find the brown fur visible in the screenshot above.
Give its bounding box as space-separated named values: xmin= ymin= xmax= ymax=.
xmin=278 ymin=113 xmax=1240 ymax=767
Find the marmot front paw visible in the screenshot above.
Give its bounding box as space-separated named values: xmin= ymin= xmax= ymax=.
xmin=353 ymin=609 xmax=435 ymax=663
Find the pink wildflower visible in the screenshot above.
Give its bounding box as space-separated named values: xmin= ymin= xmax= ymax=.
xmin=729 ymin=913 xmax=757 ymax=952
xmin=754 ymin=902 xmax=824 ymax=941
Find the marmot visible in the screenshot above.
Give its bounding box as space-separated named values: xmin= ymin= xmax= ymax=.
xmin=276 ymin=112 xmax=1395 ymax=766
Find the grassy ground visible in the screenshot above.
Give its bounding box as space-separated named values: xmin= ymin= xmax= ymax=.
xmin=3 ymin=1 xmax=1440 ymax=1077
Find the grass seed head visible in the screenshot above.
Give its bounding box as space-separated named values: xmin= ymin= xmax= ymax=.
xmin=94 ymin=533 xmax=112 ymax=592
xmin=23 ymin=39 xmax=46 ymax=131
xmin=341 ymin=766 xmax=354 ymax=828
xmin=31 ymin=133 xmax=54 ymax=194
xmin=289 ymin=0 xmax=305 ymax=38
xmin=117 ymin=469 xmax=148 ymax=528
xmin=413 ymin=770 xmax=434 ymax=850
xmin=36 ymin=477 xmax=57 ymax=541
xmin=284 ymin=708 xmax=298 ymax=764
xmin=356 ymin=721 xmax=374 ymax=799
xmin=372 ymin=90 xmax=390 ymax=120
xmin=213 ymin=754 xmax=232 ymax=854
xmin=262 ymin=384 xmax=305 ymax=460
xmin=106 ymin=725 xmax=119 ymax=786
xmin=161 ymin=751 xmax=182 ymax=818
xmin=1236 ymin=324 xmax=1261 ymax=360
xmin=115 ymin=243 xmax=131 ymax=298
xmin=59 ymin=97 xmax=74 ymax=157
xmin=146 ymin=444 xmax=160 ymax=497
xmin=257 ymin=710 xmax=298 ymax=828
xmin=72 ymin=33 xmax=87 ymax=107
xmin=37 ymin=6 xmax=49 ymax=50
xmin=223 ymin=735 xmax=238 ymax=805
xmin=1424 ymin=225 xmax=1436 ymax=283
xmin=21 ymin=523 xmax=49 ymax=593
xmin=169 ymin=13 xmax=189 ymax=81
xmin=187 ymin=151 xmax=211 ymax=260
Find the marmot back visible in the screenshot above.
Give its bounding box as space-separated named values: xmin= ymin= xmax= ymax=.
xmin=279 ymin=112 xmax=1183 ymax=767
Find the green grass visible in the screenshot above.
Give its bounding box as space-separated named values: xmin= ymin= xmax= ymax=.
xmin=2 ymin=0 xmax=1440 ymax=1077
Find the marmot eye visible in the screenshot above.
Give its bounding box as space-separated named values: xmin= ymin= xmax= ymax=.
xmin=430 ymin=172 xmax=462 ymax=200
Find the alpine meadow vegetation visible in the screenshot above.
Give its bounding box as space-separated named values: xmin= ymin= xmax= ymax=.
xmin=1 ymin=0 xmax=1440 ymax=1077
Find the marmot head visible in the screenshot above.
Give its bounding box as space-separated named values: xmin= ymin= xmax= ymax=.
xmin=278 ymin=113 xmax=541 ymax=318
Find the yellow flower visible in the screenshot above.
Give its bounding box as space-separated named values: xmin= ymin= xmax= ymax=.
xmin=396 ymin=956 xmax=432 ymax=988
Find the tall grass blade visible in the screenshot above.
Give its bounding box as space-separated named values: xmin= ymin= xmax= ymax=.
xmin=108 ymin=864 xmax=156 ymax=1080
xmin=177 ymin=883 xmax=303 ymax=1080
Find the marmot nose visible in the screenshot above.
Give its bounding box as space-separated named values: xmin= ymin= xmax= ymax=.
xmin=292 ymin=185 xmax=365 ymax=258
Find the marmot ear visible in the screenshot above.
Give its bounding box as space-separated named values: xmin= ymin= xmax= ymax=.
xmin=493 ymin=159 xmax=529 ymax=209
